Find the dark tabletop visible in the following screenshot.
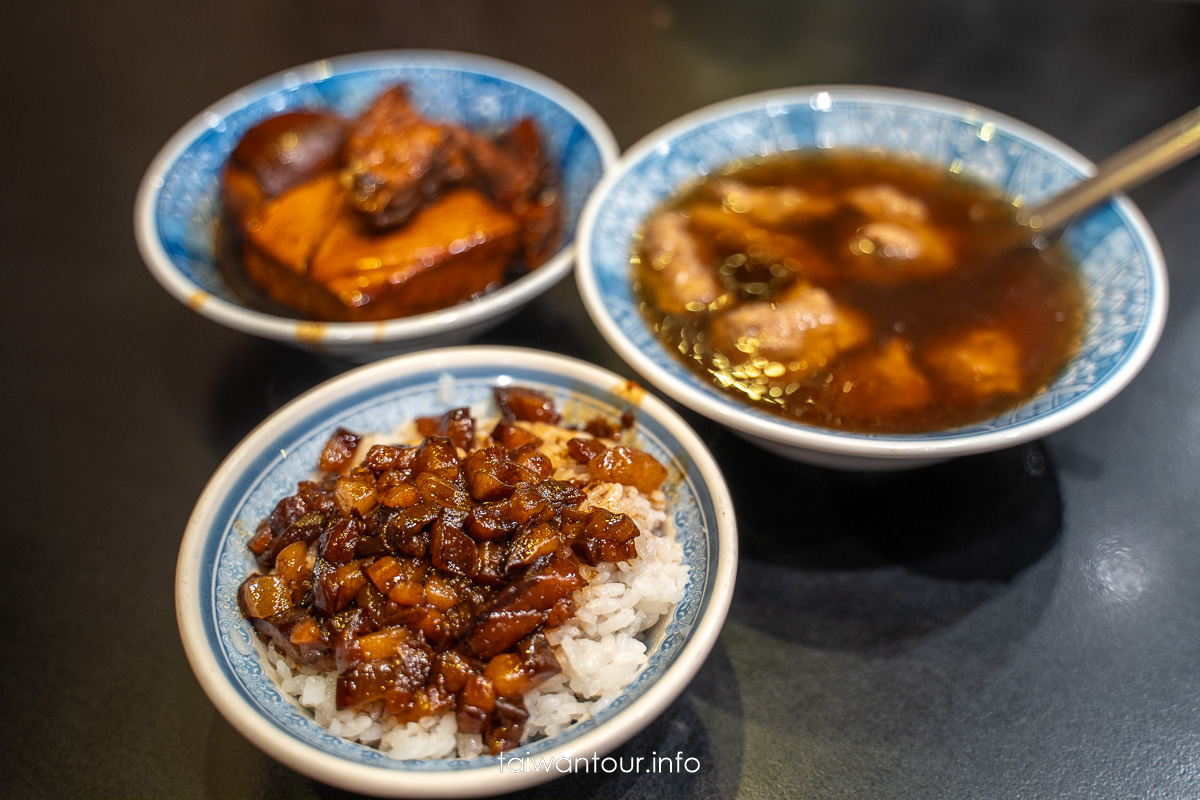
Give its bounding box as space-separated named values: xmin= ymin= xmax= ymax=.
xmin=5 ymin=1 xmax=1200 ymax=798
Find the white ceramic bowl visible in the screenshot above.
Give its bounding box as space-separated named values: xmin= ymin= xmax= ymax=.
xmin=136 ymin=51 xmax=618 ymax=362
xmin=576 ymin=86 xmax=1168 ymax=470
xmin=175 ymin=346 xmax=737 ymax=797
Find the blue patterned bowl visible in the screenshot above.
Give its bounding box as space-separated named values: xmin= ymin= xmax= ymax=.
xmin=576 ymin=86 xmax=1168 ymax=469
xmin=176 ymin=346 xmax=737 ymax=796
xmin=135 ymin=52 xmax=617 ymax=362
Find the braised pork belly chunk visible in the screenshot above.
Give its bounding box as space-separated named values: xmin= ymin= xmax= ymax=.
xmin=220 ymin=86 xmax=561 ymax=321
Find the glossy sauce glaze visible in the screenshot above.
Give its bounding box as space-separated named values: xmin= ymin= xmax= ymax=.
xmin=633 ymin=151 xmax=1086 ymax=434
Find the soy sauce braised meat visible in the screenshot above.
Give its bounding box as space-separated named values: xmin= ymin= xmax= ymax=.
xmin=219 ymin=86 xmax=561 ymax=322
xmin=238 ymin=388 xmax=659 ymax=754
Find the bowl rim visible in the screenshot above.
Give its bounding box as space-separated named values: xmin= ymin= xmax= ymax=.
xmin=135 ymin=50 xmax=620 ymax=348
xmin=576 ymin=84 xmax=1169 ymax=461
xmin=175 ymin=345 xmax=738 ymax=797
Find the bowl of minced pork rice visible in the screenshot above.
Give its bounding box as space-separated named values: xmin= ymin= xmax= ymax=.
xmin=175 ymin=345 xmax=736 ymax=797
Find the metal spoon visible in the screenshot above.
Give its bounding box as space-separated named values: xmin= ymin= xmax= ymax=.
xmin=1012 ymin=104 xmax=1200 ymax=246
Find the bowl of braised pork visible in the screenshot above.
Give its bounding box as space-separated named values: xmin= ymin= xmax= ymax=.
xmin=136 ymin=51 xmax=617 ymax=361
xmin=175 ymin=345 xmax=736 ymax=796
xmin=576 ymin=86 xmax=1167 ymax=469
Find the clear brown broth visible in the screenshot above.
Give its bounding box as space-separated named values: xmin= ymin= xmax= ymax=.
xmin=632 ymin=151 xmax=1086 ymax=434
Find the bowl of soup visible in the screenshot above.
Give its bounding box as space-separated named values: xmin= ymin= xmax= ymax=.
xmin=575 ymin=86 xmax=1167 ymax=469
xmin=176 ymin=346 xmax=738 ymax=796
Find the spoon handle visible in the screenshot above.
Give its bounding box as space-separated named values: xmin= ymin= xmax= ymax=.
xmin=1017 ymin=104 xmax=1200 ymax=234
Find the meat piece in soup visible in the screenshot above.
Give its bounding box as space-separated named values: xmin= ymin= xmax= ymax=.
xmin=708 ymin=282 xmax=869 ymax=379
xmin=637 ymin=210 xmax=724 ymax=314
xmin=923 ymin=328 xmax=1023 ymax=401
xmin=829 ymin=338 xmax=933 ymax=419
xmin=846 ymin=220 xmax=955 ymax=284
xmin=706 ymin=179 xmax=838 ymax=227
xmin=686 ymin=203 xmax=839 ymax=287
